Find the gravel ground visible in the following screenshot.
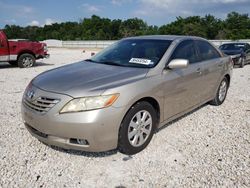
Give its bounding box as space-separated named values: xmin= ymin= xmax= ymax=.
xmin=0 ymin=48 xmax=249 ymax=187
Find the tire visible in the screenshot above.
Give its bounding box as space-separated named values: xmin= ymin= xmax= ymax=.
xmin=209 ymin=77 xmax=229 ymax=106
xmin=8 ymin=61 xmax=17 ymax=66
xmin=239 ymin=57 xmax=245 ymax=68
xmin=118 ymin=101 xmax=157 ymax=155
xmin=17 ymin=53 xmax=35 ymax=68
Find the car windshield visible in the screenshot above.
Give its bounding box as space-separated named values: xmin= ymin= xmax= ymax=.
xmin=88 ymin=39 xmax=172 ymax=68
xmin=220 ymin=43 xmax=245 ymax=51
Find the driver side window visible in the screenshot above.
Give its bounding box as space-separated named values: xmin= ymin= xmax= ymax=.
xmin=170 ymin=40 xmax=198 ymax=64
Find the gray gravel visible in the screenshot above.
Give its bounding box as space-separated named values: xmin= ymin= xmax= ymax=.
xmin=0 ymin=48 xmax=249 ymax=187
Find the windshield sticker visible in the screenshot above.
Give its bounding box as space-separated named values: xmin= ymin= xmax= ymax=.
xmin=129 ymin=58 xmax=153 ymax=65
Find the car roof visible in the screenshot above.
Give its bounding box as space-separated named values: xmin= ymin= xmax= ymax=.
xmin=124 ymin=35 xmax=205 ymax=41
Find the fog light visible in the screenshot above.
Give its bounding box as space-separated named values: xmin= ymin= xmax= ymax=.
xmin=77 ymin=139 xmax=87 ymax=145
xmin=70 ymin=138 xmax=89 ymax=145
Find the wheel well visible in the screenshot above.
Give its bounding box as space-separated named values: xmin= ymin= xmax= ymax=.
xmin=135 ymin=97 xmax=160 ymax=125
xmin=17 ymin=51 xmax=35 ymax=60
xmin=225 ymin=74 xmax=230 ymax=86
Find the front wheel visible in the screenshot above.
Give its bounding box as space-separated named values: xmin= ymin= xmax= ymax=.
xmin=17 ymin=53 xmax=35 ymax=68
xmin=209 ymin=77 xmax=229 ymax=106
xmin=118 ymin=101 xmax=157 ymax=155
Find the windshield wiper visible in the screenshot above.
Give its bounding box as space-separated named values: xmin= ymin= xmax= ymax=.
xmin=85 ymin=59 xmax=125 ymax=67
xmin=85 ymin=59 xmax=98 ymax=63
xmin=100 ymin=61 xmax=125 ymax=67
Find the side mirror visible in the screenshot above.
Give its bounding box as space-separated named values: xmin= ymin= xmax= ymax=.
xmin=168 ymin=59 xmax=189 ymax=69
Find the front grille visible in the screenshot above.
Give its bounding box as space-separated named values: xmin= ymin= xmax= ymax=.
xmin=23 ymin=96 xmax=60 ymax=114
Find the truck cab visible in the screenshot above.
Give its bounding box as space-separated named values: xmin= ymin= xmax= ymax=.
xmin=0 ymin=30 xmax=49 ymax=68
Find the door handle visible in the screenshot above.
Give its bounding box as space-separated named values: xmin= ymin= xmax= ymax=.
xmin=196 ymin=68 xmax=202 ymax=75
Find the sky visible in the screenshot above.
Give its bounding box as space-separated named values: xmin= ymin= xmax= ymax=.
xmin=0 ymin=0 xmax=250 ymax=28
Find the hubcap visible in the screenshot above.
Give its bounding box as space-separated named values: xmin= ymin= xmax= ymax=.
xmin=128 ymin=110 xmax=152 ymax=147
xmin=22 ymin=57 xmax=33 ymax=67
xmin=218 ymin=80 xmax=227 ymax=102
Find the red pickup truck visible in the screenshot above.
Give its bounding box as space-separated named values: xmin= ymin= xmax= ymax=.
xmin=0 ymin=30 xmax=49 ymax=68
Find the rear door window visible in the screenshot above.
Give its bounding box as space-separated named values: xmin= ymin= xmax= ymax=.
xmin=196 ymin=40 xmax=221 ymax=61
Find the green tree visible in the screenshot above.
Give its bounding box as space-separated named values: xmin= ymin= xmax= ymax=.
xmin=224 ymin=12 xmax=250 ymax=40
xmin=2 ymin=12 xmax=250 ymax=41
xmin=120 ymin=18 xmax=148 ymax=37
xmin=202 ymin=15 xmax=223 ymax=39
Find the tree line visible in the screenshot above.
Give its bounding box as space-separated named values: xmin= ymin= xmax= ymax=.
xmin=3 ymin=12 xmax=250 ymax=41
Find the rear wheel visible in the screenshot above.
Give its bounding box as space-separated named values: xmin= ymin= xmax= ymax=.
xmin=209 ymin=77 xmax=229 ymax=106
xmin=17 ymin=53 xmax=35 ymax=68
xmin=118 ymin=101 xmax=157 ymax=155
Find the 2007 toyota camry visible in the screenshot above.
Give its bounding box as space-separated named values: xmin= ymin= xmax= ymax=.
xmin=22 ymin=36 xmax=233 ymax=155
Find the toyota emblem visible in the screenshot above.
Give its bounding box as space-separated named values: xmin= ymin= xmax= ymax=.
xmin=27 ymin=90 xmax=35 ymax=99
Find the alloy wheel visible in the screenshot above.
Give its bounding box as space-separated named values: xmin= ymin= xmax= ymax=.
xmin=218 ymin=80 xmax=227 ymax=102
xmin=127 ymin=110 xmax=152 ymax=147
xmin=22 ymin=57 xmax=34 ymax=67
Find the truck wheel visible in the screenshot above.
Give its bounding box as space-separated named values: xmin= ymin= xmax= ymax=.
xmin=8 ymin=61 xmax=18 ymax=66
xmin=18 ymin=54 xmax=35 ymax=68
xmin=118 ymin=101 xmax=157 ymax=155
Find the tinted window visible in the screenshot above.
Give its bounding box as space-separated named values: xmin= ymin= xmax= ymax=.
xmin=245 ymin=43 xmax=250 ymax=51
xmin=91 ymin=39 xmax=172 ymax=68
xmin=170 ymin=40 xmax=198 ymax=64
xmin=196 ymin=40 xmax=221 ymax=61
xmin=219 ymin=43 xmax=242 ymax=51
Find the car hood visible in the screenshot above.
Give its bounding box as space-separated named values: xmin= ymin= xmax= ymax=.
xmin=33 ymin=61 xmax=149 ymax=97
xmin=221 ymin=49 xmax=242 ymax=56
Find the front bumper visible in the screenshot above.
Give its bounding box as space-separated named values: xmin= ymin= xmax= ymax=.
xmin=36 ymin=53 xmax=50 ymax=59
xmin=21 ymin=86 xmax=126 ymax=152
xmin=44 ymin=54 xmax=50 ymax=58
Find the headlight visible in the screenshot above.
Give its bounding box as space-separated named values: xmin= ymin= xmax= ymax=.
xmin=44 ymin=45 xmax=48 ymax=52
xmin=60 ymin=94 xmax=119 ymax=113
